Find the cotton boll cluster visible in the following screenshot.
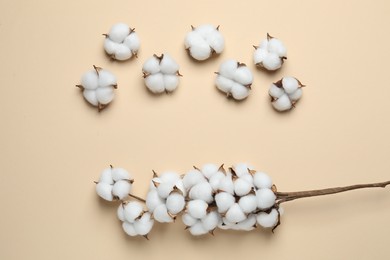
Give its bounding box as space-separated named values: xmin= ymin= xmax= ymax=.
xmin=103 ymin=23 xmax=140 ymax=61
xmin=215 ymin=60 xmax=253 ymax=100
xmin=269 ymin=76 xmax=304 ymax=111
xmin=146 ymin=171 xmax=186 ymax=223
xmin=76 ymin=66 xmax=117 ymax=111
xmin=117 ymin=201 xmax=154 ymax=238
xmin=185 ymin=24 xmax=224 ymax=61
xmin=142 ymin=54 xmax=182 ymax=94
xmin=95 ymin=166 xmax=133 ymax=201
xmin=253 ymin=34 xmax=287 ymax=71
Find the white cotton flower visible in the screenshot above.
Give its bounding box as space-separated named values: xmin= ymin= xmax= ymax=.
xmin=253 ymin=33 xmax=287 ymax=71
xmin=153 ymin=204 xmax=174 ymax=223
xmin=269 ymin=76 xmax=304 ymax=112
xmin=189 ymin=181 xmax=214 ymax=203
xmin=156 ymin=182 xmax=175 ymax=199
xmin=133 ymin=212 xmax=154 ymax=236
xmin=238 ymin=194 xmax=257 ymax=214
xmin=234 ymin=178 xmax=253 ymax=196
xmin=215 ymin=60 xmax=253 ymax=100
xmin=103 ymin=23 xmax=140 ymax=61
xmin=201 ymin=211 xmax=220 ymax=231
xmin=77 ymin=66 xmax=117 ymax=111
xmin=215 ymin=192 xmax=235 ymax=213
xmin=253 ymin=172 xmax=273 ymax=189
xmin=257 ymin=209 xmax=279 ymax=228
xmin=184 ymin=24 xmax=224 ymax=61
xmin=187 ymin=199 xmax=208 ymax=219
xmin=166 ymin=192 xmax=186 ymax=214
xmin=123 ymin=201 xmax=144 ymax=223
xmin=225 ymin=203 xmax=246 ymax=223
xmin=183 ymin=169 xmax=206 ymax=190
xmin=142 ymin=54 xmax=181 ymax=94
xmin=182 ymin=213 xmax=198 ymax=227
xmin=256 ymin=188 xmax=276 ymax=209
xmin=96 ymin=182 xmax=114 ymax=201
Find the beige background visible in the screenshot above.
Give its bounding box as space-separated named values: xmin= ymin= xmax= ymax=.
xmin=1 ymin=0 xmax=390 ymax=259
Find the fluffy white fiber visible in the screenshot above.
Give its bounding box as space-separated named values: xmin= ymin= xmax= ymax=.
xmin=269 ymin=76 xmax=304 ymax=112
xmin=142 ymin=54 xmax=181 ymax=94
xmin=215 ymin=60 xmax=253 ymax=100
xmin=103 ymin=23 xmax=140 ymax=61
xmin=97 ymin=163 xmax=282 ymax=237
xmin=78 ymin=66 xmax=117 ymax=111
xmin=253 ymin=34 xmax=287 ymax=71
xmin=95 ymin=166 xmax=133 ymax=201
xmin=184 ymin=24 xmax=224 ymax=61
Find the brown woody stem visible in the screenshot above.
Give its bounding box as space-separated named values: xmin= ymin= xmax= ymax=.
xmin=129 ymin=194 xmax=146 ymax=203
xmin=276 ymin=180 xmax=390 ymax=204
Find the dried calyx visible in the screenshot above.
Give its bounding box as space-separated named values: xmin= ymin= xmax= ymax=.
xmin=95 ymin=163 xmax=389 ymax=239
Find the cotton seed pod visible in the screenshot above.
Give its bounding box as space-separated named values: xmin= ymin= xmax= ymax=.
xmin=184 ymin=24 xmax=224 ymax=61
xmin=269 ymin=76 xmax=304 ymax=112
xmin=253 ymin=33 xmax=287 ymax=71
xmin=103 ymin=23 xmax=140 ymax=61
xmin=76 ymin=66 xmax=117 ymax=111
xmin=142 ymin=54 xmax=181 ymax=94
xmin=95 ymin=166 xmax=133 ymax=201
xmin=215 ymin=60 xmax=253 ymax=100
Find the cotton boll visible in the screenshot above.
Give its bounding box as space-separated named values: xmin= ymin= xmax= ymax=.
xmin=231 ymin=83 xmax=250 ymax=100
xmin=160 ymin=54 xmax=179 ymax=74
xmin=109 ymin=23 xmax=130 ymax=43
xmin=253 ymin=48 xmax=268 ymax=65
xmin=238 ymin=194 xmax=257 ymax=214
xmin=143 ymin=57 xmax=160 ymax=74
xmin=183 ymin=169 xmax=206 ymax=190
xmin=111 ymin=168 xmax=131 ymax=181
xmin=83 ymin=90 xmax=99 ymax=106
xmin=81 ymin=71 xmax=99 ymax=90
xmin=146 ymin=189 xmax=164 ymax=212
xmin=96 ymin=86 xmax=114 ymax=105
xmin=272 ymin=94 xmax=292 ymax=111
xmin=269 ymin=84 xmax=284 ymax=99
xmin=182 ymin=213 xmax=198 ymax=226
xmin=189 ymin=182 xmax=213 ymax=203
xmin=253 ymin=172 xmax=272 ymax=189
xmin=219 ymin=60 xmax=238 ymax=79
xmin=268 ymin=38 xmax=287 ymax=57
xmin=202 ymin=211 xmax=220 ymax=231
xmin=122 ymin=221 xmax=137 ymax=236
xmin=112 ymin=180 xmax=132 ymax=199
xmin=96 ymin=182 xmax=113 ymax=201
xmin=145 ymin=73 xmax=165 ymax=93
xmin=99 ymin=168 xmax=114 ymax=184
xmin=187 ymin=199 xmax=208 ymax=219
xmin=115 ymin=44 xmax=133 ymax=60
xmin=208 ymin=171 xmax=225 ymax=191
xmin=134 ymin=213 xmax=154 ymax=236
xmin=225 ymin=203 xmax=247 ymax=223
xmin=156 ymin=182 xmax=174 ymax=199
xmin=256 ymin=189 xmax=276 ymax=209
xmin=166 ymin=193 xmax=185 ymax=214
xmin=123 ymin=33 xmax=140 ymax=52
xmin=262 ymin=52 xmax=282 ymax=71
xmin=215 ymin=192 xmax=235 ymax=213
xmin=215 ymin=75 xmax=234 ymax=94
xmin=189 ymin=222 xmax=208 ymax=236
xmin=236 ymin=214 xmax=257 ymax=231
xmin=282 ymin=76 xmax=299 ymax=94
xmin=234 ymin=66 xmax=253 ymax=86
xmin=234 ymin=178 xmax=252 ymax=196
xmin=124 ymin=201 xmax=144 ymax=223
xmin=117 ymin=204 xmax=125 ymax=221
xmin=201 ymin=163 xmax=218 ymax=179
xmin=288 ymin=88 xmax=303 ymax=101
xmin=163 ymin=75 xmax=179 ymax=92
xmin=257 ymin=209 xmax=279 ymax=228
xmin=104 ymin=38 xmax=120 ymax=55
xmin=153 ymin=204 xmax=173 ymax=223
xmin=188 ymin=43 xmax=211 ymax=61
